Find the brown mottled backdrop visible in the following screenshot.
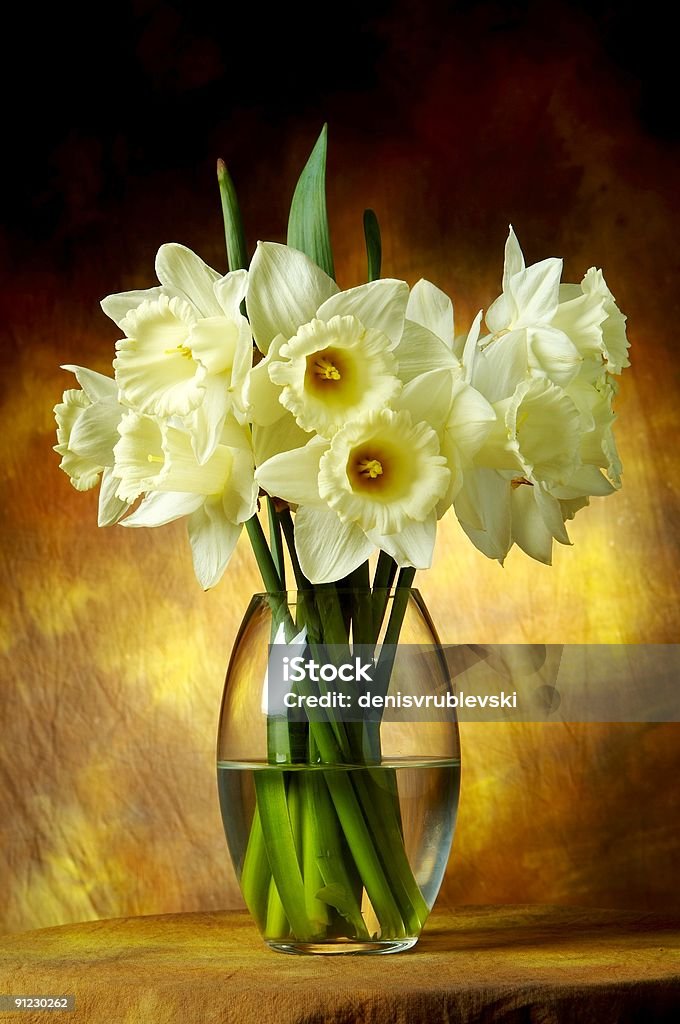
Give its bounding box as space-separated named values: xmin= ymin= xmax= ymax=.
xmin=1 ymin=0 xmax=678 ymax=933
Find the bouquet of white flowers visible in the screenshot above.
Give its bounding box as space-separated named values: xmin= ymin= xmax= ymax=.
xmin=54 ymin=127 xmax=629 ymax=952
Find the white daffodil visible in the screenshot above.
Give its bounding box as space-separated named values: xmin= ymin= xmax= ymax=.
xmin=486 ymin=226 xmax=562 ymax=334
xmin=552 ymin=266 xmax=630 ymax=376
xmin=454 ymin=377 xmax=585 ymax=564
xmin=397 ymin=364 xmax=496 ymax=514
xmin=256 ymin=408 xmax=450 ymax=582
xmin=53 ymin=365 xmax=129 ymax=526
xmin=246 ymin=241 xmax=408 ymax=436
xmin=112 ymin=413 xmax=257 ymax=589
xmin=563 ymin=374 xmax=622 ymax=492
xmin=104 ymin=244 xmax=253 ymax=462
xmin=269 ymin=314 xmax=402 ymax=436
xmin=480 ymin=227 xmax=582 ymax=392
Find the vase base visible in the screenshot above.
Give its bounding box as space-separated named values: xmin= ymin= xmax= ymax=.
xmin=266 ymin=937 xmax=419 ymax=956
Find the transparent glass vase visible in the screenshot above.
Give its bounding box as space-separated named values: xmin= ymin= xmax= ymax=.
xmin=217 ymin=588 xmax=460 ymax=955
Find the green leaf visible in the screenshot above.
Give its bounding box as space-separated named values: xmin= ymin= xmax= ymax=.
xmin=315 ymin=884 xmax=368 ymax=938
xmin=217 ymin=158 xmax=248 ymax=272
xmin=363 ymin=209 xmax=382 ymax=282
xmin=287 ymin=125 xmax=335 ymax=280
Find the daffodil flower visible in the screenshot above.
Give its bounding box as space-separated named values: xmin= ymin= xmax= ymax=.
xmin=454 ymin=377 xmax=586 ymax=564
xmin=256 ymin=408 xmax=450 ymax=582
xmin=112 ymin=413 xmax=257 ymax=588
xmin=553 ymin=267 xmax=630 ymax=376
xmin=246 ymin=241 xmax=407 ymax=436
xmin=53 ymin=365 xmax=129 ymax=526
xmin=481 ymin=227 xmax=582 ymax=391
xmin=246 ymin=243 xmax=458 ymax=441
xmin=104 ymin=244 xmax=253 ymax=463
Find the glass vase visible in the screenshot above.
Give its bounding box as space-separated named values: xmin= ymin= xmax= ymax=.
xmin=217 ymin=588 xmax=460 ymax=955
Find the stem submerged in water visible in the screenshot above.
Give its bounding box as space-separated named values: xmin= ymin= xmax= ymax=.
xmin=241 ymin=511 xmax=427 ymax=944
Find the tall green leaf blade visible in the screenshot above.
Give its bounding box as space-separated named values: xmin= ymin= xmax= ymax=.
xmin=217 ymin=158 xmax=248 ymax=272
xmin=287 ymin=125 xmax=335 ymax=280
xmin=363 ymin=208 xmax=382 ymax=282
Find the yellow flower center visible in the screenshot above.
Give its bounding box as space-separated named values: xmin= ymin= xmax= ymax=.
xmin=314 ymin=354 xmax=341 ymax=380
xmin=357 ymin=458 xmax=383 ymax=479
xmin=348 ymin=445 xmax=397 ymax=495
xmin=164 ymin=344 xmax=194 ymax=360
xmin=147 ymin=454 xmax=164 ymax=464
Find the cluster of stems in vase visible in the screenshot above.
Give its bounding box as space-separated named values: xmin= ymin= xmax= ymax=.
xmin=242 ymin=506 xmax=429 ymax=943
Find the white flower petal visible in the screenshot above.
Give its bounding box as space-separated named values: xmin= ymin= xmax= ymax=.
xmin=446 ymin=378 xmax=496 ymax=460
xmin=100 ymin=288 xmax=164 ymax=329
xmin=221 ymin=448 xmax=258 ymax=524
xmin=437 ymin=436 xmax=464 ymax=513
xmin=406 ymin=279 xmax=454 ymax=346
xmin=394 ymin=321 xmax=458 ymax=384
xmin=316 ymin=279 xmax=408 ymax=349
xmin=369 ymin=512 xmax=437 ymax=569
xmin=551 ymin=285 xmax=607 ymax=363
xmin=69 ymin=400 xmax=122 ymax=465
xmin=398 ymin=368 xmax=458 ymax=433
xmin=185 ymin=374 xmax=231 ymax=464
xmin=155 ymin=243 xmax=223 ymax=317
xmin=256 ymin=437 xmax=328 ymax=506
xmin=247 ymin=241 xmax=339 ymax=353
xmin=472 ymin=330 xmax=528 ymax=403
xmin=551 ymin=465 xmax=615 ymax=499
xmin=189 ymin=316 xmax=241 ymax=377
xmin=97 ymin=467 xmax=130 ymax=526
xmin=61 ymin=365 xmax=118 ymax=403
xmin=246 ymin=334 xmax=288 ymax=427
xmin=252 ymin=414 xmax=311 ymax=466
xmin=188 ymin=499 xmax=242 ymax=589
xmin=455 ymin=468 xmax=512 ymax=561
xmin=533 ymin=484 xmax=571 ymax=544
xmin=527 ymin=326 xmax=581 ymax=387
xmin=294 ymin=506 xmax=374 ymax=584
xmin=214 ymin=269 xmax=248 ymax=318
xmin=462 ymin=311 xmax=483 ymax=383
xmin=510 ymin=484 xmax=555 ymax=564
xmin=121 ymin=490 xmax=204 ymax=528
xmin=502 ymin=226 xmax=526 ymax=292
xmin=485 ymin=290 xmax=515 ymax=335
xmin=582 ymin=267 xmax=630 ymax=373
xmin=509 ymin=257 xmax=563 ymax=328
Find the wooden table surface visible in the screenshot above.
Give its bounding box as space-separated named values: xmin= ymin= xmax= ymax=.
xmin=1 ymin=905 xmax=679 ymax=1023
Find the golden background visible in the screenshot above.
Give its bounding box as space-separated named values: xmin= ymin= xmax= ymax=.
xmin=1 ymin=0 xmax=678 ymax=932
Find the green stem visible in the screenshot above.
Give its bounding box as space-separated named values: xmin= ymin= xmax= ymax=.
xmin=245 ymin=514 xmax=282 ymax=595
xmin=372 ymin=552 xmax=398 ymax=641
xmin=265 ymin=877 xmax=289 ymax=938
xmin=301 ymin=774 xmax=331 ymax=931
xmin=239 ymin=802 xmax=270 ymax=931
xmin=254 ymin=771 xmax=319 ymax=941
xmin=267 ymin=500 xmax=286 ymax=590
xmin=322 ymin=771 xmax=406 ymax=938
xmin=375 ymin=567 xmax=416 ymax=696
